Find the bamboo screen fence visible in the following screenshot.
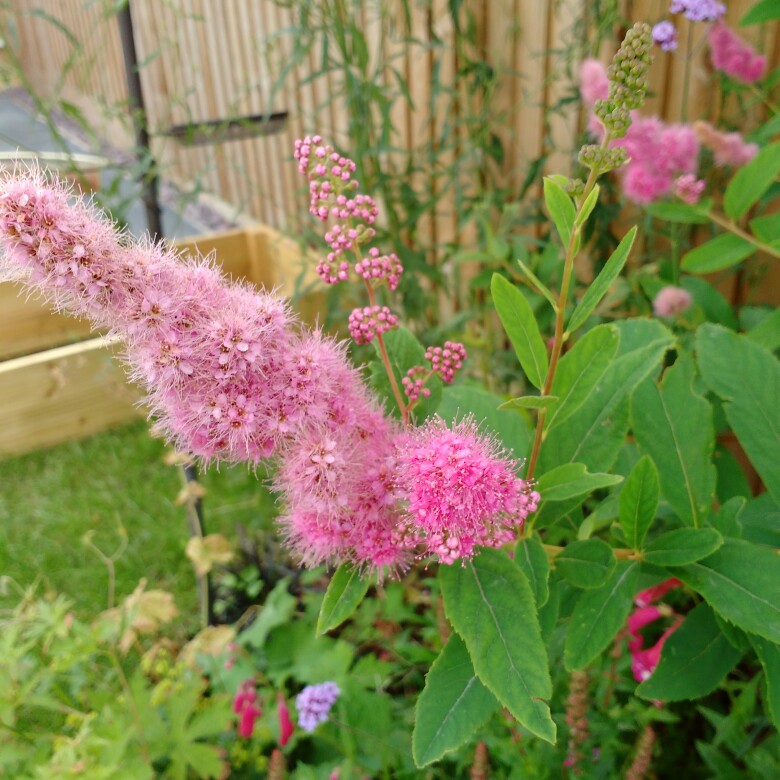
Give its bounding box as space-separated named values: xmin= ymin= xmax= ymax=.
xmin=7 ymin=0 xmax=780 ymax=246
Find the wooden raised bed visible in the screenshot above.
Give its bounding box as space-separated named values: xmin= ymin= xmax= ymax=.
xmin=0 ymin=225 xmax=314 ymax=456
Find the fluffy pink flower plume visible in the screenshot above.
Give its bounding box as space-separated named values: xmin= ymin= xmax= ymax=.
xmin=0 ymin=167 xmax=534 ymax=571
xmin=579 ymin=58 xmax=610 ymax=106
xmin=709 ymin=21 xmax=766 ymax=84
xmin=693 ymin=121 xmax=759 ymax=167
xmin=653 ymin=285 xmax=693 ymax=317
xmin=394 ymin=417 xmax=539 ymax=564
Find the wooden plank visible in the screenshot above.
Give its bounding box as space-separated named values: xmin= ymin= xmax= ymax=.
xmin=0 ymin=336 xmax=144 ymax=457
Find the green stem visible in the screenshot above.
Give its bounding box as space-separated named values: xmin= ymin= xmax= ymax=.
xmin=708 ymin=209 xmax=780 ymax=260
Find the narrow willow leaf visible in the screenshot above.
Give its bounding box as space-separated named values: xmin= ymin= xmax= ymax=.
xmin=741 ymin=0 xmax=780 ymax=23
xmin=632 ymin=353 xmax=716 ymax=527
xmin=517 ymin=258 xmax=558 ymax=311
xmin=619 ymin=455 xmax=660 ymax=550
xmin=541 ymin=320 xmax=674 ymax=475
xmin=681 ymin=233 xmax=755 ymax=274
xmin=564 ymin=561 xmax=640 ymax=670
xmin=752 ymin=636 xmax=780 ymax=728
xmin=676 ymin=538 xmax=780 ymax=643
xmin=536 ymin=462 xmax=623 ymax=502
xmin=637 ymin=603 xmax=742 ymax=701
xmin=546 ymin=324 xmax=619 ymax=433
xmin=567 ymin=226 xmax=637 ymax=334
xmin=643 ymin=528 xmax=724 ymax=566
xmin=412 ymin=633 xmax=499 ymax=767
xmin=543 ymin=176 xmax=576 ymax=248
xmin=491 ymin=273 xmax=548 ymax=390
xmin=697 ymin=325 xmax=780 ymax=504
xmin=440 ymin=549 xmax=556 ymax=742
xmin=317 ymin=565 xmax=371 ymax=636
xmin=574 ymin=184 xmax=600 ymax=228
xmin=498 ymin=395 xmax=559 ymax=411
xmin=554 ymin=539 xmax=616 ymax=589
xmin=516 ymin=536 xmax=550 ymax=607
xmin=724 ymin=141 xmax=780 ymax=220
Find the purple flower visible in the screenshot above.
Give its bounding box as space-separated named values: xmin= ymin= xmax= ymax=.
xmin=652 ymin=21 xmax=678 ymax=52
xmin=295 ymin=682 xmax=340 ymax=732
xmin=669 ymin=0 xmax=726 ymax=22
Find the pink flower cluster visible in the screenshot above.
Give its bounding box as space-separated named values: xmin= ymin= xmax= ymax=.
xmin=0 ymin=168 xmax=535 ymax=571
xmin=628 ymin=579 xmax=683 ymax=682
xmin=693 ymin=121 xmax=759 ymax=167
xmin=348 ymin=304 xmax=398 ymax=345
xmin=709 ymin=21 xmax=766 ymax=83
xmin=233 ymin=679 xmax=262 ymax=738
xmin=394 ymin=418 xmax=539 ymax=564
xmin=354 ymin=247 xmax=403 ymax=291
xmin=425 ymin=341 xmax=467 ymax=384
xmin=653 ymin=285 xmax=693 ymax=317
xmin=675 ymin=173 xmax=706 ymax=205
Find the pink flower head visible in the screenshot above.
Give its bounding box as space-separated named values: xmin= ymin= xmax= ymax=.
xmin=653 ymin=21 xmax=678 ymax=52
xmin=348 ymin=304 xmax=399 ymax=345
xmin=709 ymin=21 xmax=767 ymax=84
xmin=295 ymin=682 xmax=340 ymax=732
xmin=579 ymin=58 xmax=610 ymax=106
xmin=635 ymin=577 xmax=682 ymax=607
xmin=233 ymin=679 xmax=261 ymax=739
xmin=354 ymin=247 xmax=404 ymax=291
xmin=394 ymin=416 xmax=539 ymax=563
xmin=653 ymin=286 xmax=693 ymax=317
xmin=425 ymin=341 xmax=467 ymax=384
xmin=693 ymin=121 xmax=759 ymax=167
xmin=278 ymin=693 xmax=295 ymax=747
xmin=675 ymin=174 xmax=706 ymax=205
xmin=669 ymin=0 xmax=725 ymax=22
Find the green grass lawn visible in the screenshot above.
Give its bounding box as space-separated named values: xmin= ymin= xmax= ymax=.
xmin=0 ymin=421 xmax=277 ymax=635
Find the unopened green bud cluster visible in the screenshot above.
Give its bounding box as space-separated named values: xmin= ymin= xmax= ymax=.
xmin=594 ymin=22 xmax=653 ymax=140
xmin=578 ymin=144 xmax=628 ymax=174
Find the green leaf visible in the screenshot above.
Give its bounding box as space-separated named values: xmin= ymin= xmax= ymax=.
xmin=317 ymin=565 xmax=371 ymax=636
xmin=516 ymin=536 xmax=550 ymax=607
xmin=741 ymin=0 xmax=780 ymax=24
xmin=636 ymin=603 xmax=742 ymax=701
xmin=567 ymin=226 xmax=637 ymax=333
xmin=491 ymin=274 xmax=548 ymax=390
xmin=681 ymin=276 xmax=739 ymax=330
xmin=440 ymin=548 xmax=556 ymax=742
xmin=564 ymin=561 xmax=640 ymax=670
xmin=498 ymin=395 xmax=559 ymax=411
xmin=439 ymin=385 xmax=532 ymax=454
xmin=747 ymin=306 xmax=780 ymax=352
xmin=574 ymin=184 xmax=600 ymax=228
xmin=536 ymin=462 xmax=623 ymax=502
xmin=619 ymin=455 xmax=660 ymax=550
xmin=517 ymin=258 xmax=558 ymax=312
xmin=681 ymin=233 xmax=755 ymax=274
xmin=751 ymin=636 xmax=780 ymax=728
xmin=676 ymin=538 xmax=780 ymax=643
xmin=554 ymin=539 xmax=617 ymax=589
xmin=546 ymin=324 xmax=619 ymax=433
xmin=696 ymin=325 xmax=780 ymax=504
xmin=724 ymin=141 xmax=780 ymax=220
xmin=646 ymin=198 xmax=712 ymax=224
xmin=632 ymin=354 xmax=716 ymax=528
xmin=544 ymin=177 xmax=576 ymax=248
xmin=412 ymin=633 xmax=499 ymax=767
xmin=643 ymin=528 xmax=724 ymax=566
xmin=240 ymin=579 xmax=296 ymax=648
xmin=541 ymin=320 xmax=675 ymax=475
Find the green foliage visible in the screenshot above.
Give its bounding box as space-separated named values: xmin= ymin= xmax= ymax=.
xmin=618 ymin=455 xmax=659 ymax=549
xmin=317 ymin=565 xmax=372 ymax=636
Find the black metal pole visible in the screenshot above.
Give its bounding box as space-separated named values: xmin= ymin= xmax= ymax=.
xmin=116 ymin=3 xmax=163 ymax=239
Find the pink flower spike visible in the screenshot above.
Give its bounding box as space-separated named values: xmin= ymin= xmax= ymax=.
xmin=634 ymin=578 xmax=682 ymax=607
xmin=278 ymin=693 xmax=295 ymax=747
xmin=238 ymin=701 xmax=262 ymax=739
xmin=630 ymin=617 xmax=683 ymax=682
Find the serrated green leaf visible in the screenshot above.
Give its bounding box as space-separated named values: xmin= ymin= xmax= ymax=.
xmin=491 ymin=273 xmax=548 ymax=390
xmin=632 ymin=354 xmax=716 ymax=528
xmin=574 ymin=184 xmax=600 ymax=228
xmin=440 ymin=548 xmax=555 ymax=742
xmin=412 ymin=633 xmax=499 ymax=767
xmin=516 ymin=536 xmax=550 ymax=607
xmin=643 ymin=528 xmax=724 ymax=566
xmin=536 ymin=462 xmax=622 ymax=502
xmin=619 ymin=455 xmax=659 ymax=550
xmin=564 ymin=561 xmax=640 ymax=670
xmin=696 ymin=325 xmax=780 ymax=504
xmin=555 ymin=539 xmax=617 ymax=589
xmin=751 ymin=636 xmax=780 ymax=728
xmin=676 ymin=538 xmax=780 ymax=643
xmin=567 ymin=226 xmax=637 ymax=333
xmin=741 ymin=0 xmax=780 ymax=24
xmin=317 ymin=565 xmax=371 ymax=636
xmin=681 ymin=233 xmax=755 ymax=274
xmin=724 ymin=141 xmax=780 ymax=220
xmin=637 ymin=603 xmax=742 ymax=701
xmin=499 ymin=394 xmax=559 ymax=411
xmin=544 ymin=177 xmax=576 ymax=248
